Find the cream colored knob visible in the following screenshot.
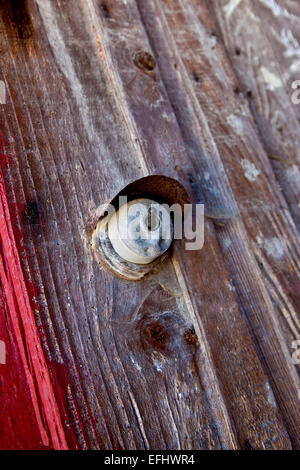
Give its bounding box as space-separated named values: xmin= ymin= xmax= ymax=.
xmin=108 ymin=199 xmax=173 ymax=265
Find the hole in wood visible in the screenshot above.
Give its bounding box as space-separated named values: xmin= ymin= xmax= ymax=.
xmin=91 ymin=175 xmax=189 ymax=281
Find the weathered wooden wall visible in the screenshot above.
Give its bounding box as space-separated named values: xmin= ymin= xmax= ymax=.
xmin=0 ymin=0 xmax=299 ymax=449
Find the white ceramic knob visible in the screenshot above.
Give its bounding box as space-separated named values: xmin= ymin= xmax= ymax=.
xmin=108 ymin=199 xmax=173 ymax=265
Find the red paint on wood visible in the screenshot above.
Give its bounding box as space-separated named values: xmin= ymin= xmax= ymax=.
xmin=0 ymin=128 xmax=68 ymax=450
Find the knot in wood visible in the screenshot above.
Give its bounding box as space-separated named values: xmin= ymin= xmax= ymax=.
xmin=133 ymin=50 xmax=156 ymax=72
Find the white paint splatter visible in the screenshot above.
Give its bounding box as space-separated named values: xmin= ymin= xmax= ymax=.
xmin=204 ymin=171 xmax=210 ymax=181
xmin=228 ymin=280 xmax=236 ymax=292
xmin=152 ymin=357 xmax=162 ymax=372
xmin=286 ymin=165 xmax=300 ymax=186
xmin=280 ymin=29 xmax=300 ymax=59
xmin=162 ymin=111 xmax=176 ymax=122
xmin=130 ymin=355 xmax=142 ymax=372
xmin=210 ymin=35 xmax=217 ymax=48
xmin=260 ymin=66 xmax=283 ymax=91
xmin=265 ymin=382 xmax=277 ymax=407
xmin=246 ymin=7 xmax=260 ymax=23
xmin=151 ymin=352 xmax=165 ymax=372
xmin=224 ymin=0 xmax=243 ymax=20
xmin=275 ymin=29 xmax=300 ymax=76
xmin=259 ymin=0 xmax=298 ymax=21
xmin=223 ymin=237 xmax=232 ymax=249
xmin=241 ymin=159 xmax=261 ymax=182
xmin=257 ymin=235 xmax=286 ymax=259
xmin=0 ymin=80 xmax=5 ymax=104
xmin=227 ymin=114 xmax=244 ymax=136
xmin=256 ymin=235 xmax=263 ymax=246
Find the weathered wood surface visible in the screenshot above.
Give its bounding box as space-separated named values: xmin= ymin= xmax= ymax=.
xmin=0 ymin=0 xmax=299 ymax=450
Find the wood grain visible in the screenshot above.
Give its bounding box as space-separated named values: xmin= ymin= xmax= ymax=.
xmin=138 ymin=0 xmax=300 ymax=447
xmin=0 ymin=0 xmax=299 ymax=449
xmin=207 ymin=0 xmax=300 ymax=229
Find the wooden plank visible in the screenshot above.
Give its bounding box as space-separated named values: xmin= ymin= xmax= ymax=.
xmin=138 ymin=0 xmax=300 ymax=370
xmin=207 ymin=0 xmax=300 ymax=229
xmin=0 ymin=0 xmax=231 ymax=449
xmin=137 ymin=0 xmax=300 ymax=447
xmin=0 ymin=0 xmax=299 ymax=449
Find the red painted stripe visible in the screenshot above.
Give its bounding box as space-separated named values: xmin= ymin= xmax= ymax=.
xmin=0 ymin=177 xmax=68 ymax=450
